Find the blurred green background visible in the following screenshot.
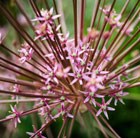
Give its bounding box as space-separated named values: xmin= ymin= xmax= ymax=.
xmin=0 ymin=0 xmax=140 ymax=138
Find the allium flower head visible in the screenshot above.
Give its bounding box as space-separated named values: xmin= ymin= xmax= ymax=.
xmin=0 ymin=0 xmax=140 ymax=137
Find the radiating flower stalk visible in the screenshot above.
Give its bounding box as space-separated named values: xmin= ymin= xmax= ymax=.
xmin=0 ymin=0 xmax=140 ymax=137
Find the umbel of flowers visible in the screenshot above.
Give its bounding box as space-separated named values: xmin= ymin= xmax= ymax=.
xmin=0 ymin=0 xmax=139 ymax=138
